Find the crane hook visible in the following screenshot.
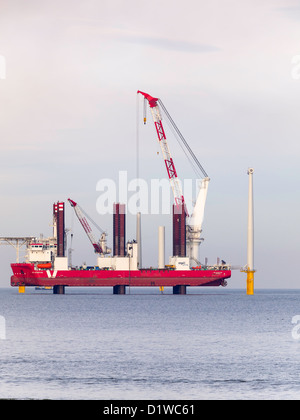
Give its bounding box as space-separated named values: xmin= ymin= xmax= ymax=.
xmin=143 ymin=97 xmax=147 ymax=124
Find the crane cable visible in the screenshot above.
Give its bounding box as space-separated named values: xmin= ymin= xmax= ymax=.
xmin=158 ymin=99 xmax=209 ymax=179
xmin=78 ymin=204 xmax=105 ymax=235
xmin=136 ymin=93 xmax=140 ymax=203
xmin=162 ymin=112 xmax=202 ymax=179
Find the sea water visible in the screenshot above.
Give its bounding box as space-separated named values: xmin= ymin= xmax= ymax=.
xmin=0 ymin=287 xmax=300 ymax=400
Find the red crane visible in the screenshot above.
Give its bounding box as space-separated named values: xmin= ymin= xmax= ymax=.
xmin=137 ymin=90 xmax=210 ymax=264
xmin=68 ymin=198 xmax=103 ymax=254
xmin=137 ymin=90 xmax=185 ymax=208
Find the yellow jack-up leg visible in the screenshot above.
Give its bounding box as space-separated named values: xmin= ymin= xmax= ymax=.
xmin=246 ymin=270 xmax=255 ymax=296
xmin=18 ymin=285 xmax=25 ymax=293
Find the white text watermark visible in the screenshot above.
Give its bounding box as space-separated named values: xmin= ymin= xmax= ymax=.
xmin=291 ymin=55 xmax=300 ymax=80
xmin=96 ymin=171 xmax=202 ymax=216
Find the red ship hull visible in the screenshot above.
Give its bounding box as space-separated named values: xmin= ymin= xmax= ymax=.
xmin=11 ymin=263 xmax=231 ymax=288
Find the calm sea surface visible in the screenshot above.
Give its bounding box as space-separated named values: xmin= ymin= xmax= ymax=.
xmin=1 ymin=286 xmax=300 ymax=400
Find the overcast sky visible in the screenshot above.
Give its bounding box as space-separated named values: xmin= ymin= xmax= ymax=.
xmin=0 ymin=0 xmax=299 ymax=289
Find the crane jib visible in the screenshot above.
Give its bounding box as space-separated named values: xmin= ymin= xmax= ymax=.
xmin=137 ymin=90 xmax=159 ymax=108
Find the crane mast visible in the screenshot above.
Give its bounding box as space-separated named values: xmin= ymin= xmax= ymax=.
xmin=68 ymin=199 xmax=110 ymax=256
xmin=138 ymin=90 xmax=210 ymax=265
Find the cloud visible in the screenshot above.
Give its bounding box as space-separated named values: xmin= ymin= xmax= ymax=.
xmin=117 ymin=33 xmax=220 ymax=54
xmin=275 ymin=5 xmax=300 ymax=20
xmin=66 ymin=23 xmax=220 ymax=54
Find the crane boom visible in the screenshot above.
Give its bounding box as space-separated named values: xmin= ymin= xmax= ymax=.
xmin=138 ymin=90 xmax=210 ymax=264
xmin=137 ymin=90 xmax=185 ymax=207
xmin=68 ymin=198 xmax=103 ymax=254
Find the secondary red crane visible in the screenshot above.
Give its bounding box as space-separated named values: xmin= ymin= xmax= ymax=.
xmin=68 ymin=198 xmax=108 ymax=255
